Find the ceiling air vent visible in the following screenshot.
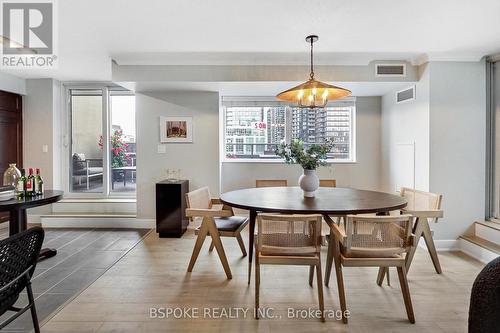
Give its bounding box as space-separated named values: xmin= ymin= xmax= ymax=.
xmin=375 ymin=64 xmax=406 ymax=77
xmin=396 ymin=86 xmax=416 ymax=103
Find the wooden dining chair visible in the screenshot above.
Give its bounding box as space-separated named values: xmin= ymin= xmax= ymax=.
xmin=255 ymin=213 xmax=325 ymax=322
xmin=185 ymin=187 xmax=248 ymax=279
xmin=401 ymin=187 xmax=443 ymax=272
xmin=376 ymin=188 xmax=443 ymax=285
xmin=325 ymin=214 xmax=416 ymax=324
xmin=319 ymin=179 xmax=336 ymax=187
xmin=255 ymin=179 xmax=288 ymax=187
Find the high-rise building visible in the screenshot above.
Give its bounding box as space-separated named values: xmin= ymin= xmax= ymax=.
xmin=225 ymin=107 xmax=267 ymax=157
xmin=266 ymin=107 xmax=287 ymax=144
xmin=290 ymin=107 xmax=351 ymax=159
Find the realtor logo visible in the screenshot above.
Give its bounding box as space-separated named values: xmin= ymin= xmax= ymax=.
xmin=1 ymin=0 xmax=57 ymax=68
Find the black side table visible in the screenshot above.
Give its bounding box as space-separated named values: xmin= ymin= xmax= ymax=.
xmin=155 ymin=180 xmax=189 ymax=237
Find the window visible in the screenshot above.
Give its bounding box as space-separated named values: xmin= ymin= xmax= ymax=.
xmin=110 ymin=93 xmax=136 ymax=193
xmin=70 ymin=89 xmax=104 ymax=193
xmin=488 ymin=60 xmax=500 ymax=219
xmin=67 ymin=86 xmax=136 ymax=196
xmin=222 ymin=97 xmax=356 ymax=162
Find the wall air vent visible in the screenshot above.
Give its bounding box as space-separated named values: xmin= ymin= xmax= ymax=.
xmin=396 ymin=86 xmax=416 ymax=103
xmin=376 ymin=64 xmax=406 ymax=77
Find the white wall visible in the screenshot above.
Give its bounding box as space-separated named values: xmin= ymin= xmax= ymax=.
xmin=136 ymin=91 xmax=219 ymax=219
xmin=380 ymin=61 xmax=486 ymax=243
xmin=428 ymin=61 xmax=486 ymax=241
xmin=23 ymin=79 xmax=55 ymax=189
xmin=52 ymin=80 xmax=63 ymax=190
xmin=23 ymin=79 xmax=62 ymax=216
xmin=381 ymin=64 xmax=430 ymax=193
xmin=221 ymin=96 xmax=382 ymax=192
xmin=0 ymin=72 xmax=26 ymax=95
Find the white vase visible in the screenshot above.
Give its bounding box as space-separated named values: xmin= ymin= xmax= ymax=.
xmin=298 ymin=169 xmax=319 ymax=197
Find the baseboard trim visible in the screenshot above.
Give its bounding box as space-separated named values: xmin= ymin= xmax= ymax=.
xmin=418 ymin=238 xmax=459 ymax=251
xmin=40 ymin=216 xmax=155 ymax=229
xmin=459 ymin=238 xmax=498 ymax=264
xmin=27 ymin=214 xmax=41 ymax=224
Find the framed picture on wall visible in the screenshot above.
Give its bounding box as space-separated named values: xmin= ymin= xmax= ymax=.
xmin=160 ymin=116 xmax=193 ymax=143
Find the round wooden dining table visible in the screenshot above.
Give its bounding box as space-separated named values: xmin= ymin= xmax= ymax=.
xmin=220 ymin=186 xmax=407 ymax=284
xmin=0 ymin=190 xmax=64 ymax=260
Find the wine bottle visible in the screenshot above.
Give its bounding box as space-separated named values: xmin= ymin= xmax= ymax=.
xmin=17 ymin=169 xmax=26 ymax=197
xmin=26 ymin=168 xmax=35 ymax=197
xmin=35 ymin=168 xmax=44 ymax=195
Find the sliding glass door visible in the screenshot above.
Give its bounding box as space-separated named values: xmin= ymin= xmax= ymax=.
xmin=109 ymin=93 xmax=136 ymax=193
xmin=69 ymin=89 xmax=105 ymax=193
xmin=66 ymin=86 xmax=136 ymax=197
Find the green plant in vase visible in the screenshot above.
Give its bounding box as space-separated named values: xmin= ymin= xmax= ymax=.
xmin=276 ymin=138 xmax=334 ymax=197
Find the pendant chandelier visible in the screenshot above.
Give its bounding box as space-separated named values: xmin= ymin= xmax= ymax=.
xmin=276 ymin=35 xmax=351 ymax=108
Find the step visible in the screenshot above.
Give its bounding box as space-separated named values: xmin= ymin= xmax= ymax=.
xmin=474 ymin=220 xmax=500 ymax=245
xmin=52 ymin=199 xmax=136 ymax=214
xmin=57 ymin=198 xmax=136 ymax=203
xmin=40 ymin=213 xmax=137 ymax=218
xmin=459 ymin=235 xmax=500 ymax=264
xmin=40 ymin=213 xmax=154 ymax=229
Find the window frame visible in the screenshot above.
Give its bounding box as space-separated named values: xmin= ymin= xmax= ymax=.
xmin=220 ymin=97 xmax=357 ymax=164
xmin=62 ymin=84 xmax=136 ymax=199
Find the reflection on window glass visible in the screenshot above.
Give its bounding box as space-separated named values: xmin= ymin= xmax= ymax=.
xmin=70 ymin=90 xmax=103 ymax=193
xmin=110 ymin=95 xmax=136 ymax=193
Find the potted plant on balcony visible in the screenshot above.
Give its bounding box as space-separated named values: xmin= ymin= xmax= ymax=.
xmin=276 ymin=138 xmax=334 ymax=197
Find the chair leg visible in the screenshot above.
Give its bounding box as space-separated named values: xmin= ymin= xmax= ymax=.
xmin=333 ymin=241 xmax=348 ymax=324
xmin=324 ymin=233 xmax=334 ymax=287
xmin=316 ymin=257 xmax=325 ymax=322
xmin=387 ymin=267 xmax=390 ymax=286
xmin=187 ymin=219 xmax=209 ymax=272
xmin=309 ymin=265 xmax=314 ymax=287
xmin=236 ymin=233 xmax=247 ymax=257
xmin=397 ymin=266 xmax=415 ymax=323
xmin=376 ymin=267 xmax=391 ymax=286
xmin=405 ymin=219 xmax=424 ymax=274
xmin=209 ymin=240 xmax=215 ymax=252
xmin=206 ymin=219 xmax=232 ymax=279
xmin=422 ymin=219 xmax=442 ymax=274
xmin=255 ymin=253 xmax=260 ymax=319
xmin=26 ymin=283 xmax=40 ymax=333
xmin=376 ymin=267 xmax=385 ymax=286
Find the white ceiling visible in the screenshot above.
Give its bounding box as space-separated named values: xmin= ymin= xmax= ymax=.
xmin=2 ymin=0 xmax=500 ymax=81
xmin=126 ymin=81 xmax=414 ymax=97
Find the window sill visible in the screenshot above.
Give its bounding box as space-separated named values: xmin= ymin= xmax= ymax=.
xmin=221 ymin=159 xmax=357 ymax=164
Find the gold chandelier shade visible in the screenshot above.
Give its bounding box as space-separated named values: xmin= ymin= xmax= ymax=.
xmin=276 ymin=79 xmax=352 ymax=108
xmin=276 ymin=35 xmax=351 ymax=108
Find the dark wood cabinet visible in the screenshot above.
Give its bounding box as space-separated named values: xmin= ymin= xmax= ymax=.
xmin=0 ymin=90 xmax=22 ymax=224
xmin=155 ymin=180 xmax=189 ymax=237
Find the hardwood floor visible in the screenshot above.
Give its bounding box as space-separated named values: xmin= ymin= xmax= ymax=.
xmin=38 ymin=228 xmax=484 ymax=333
xmin=0 ymin=227 xmax=150 ymax=333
